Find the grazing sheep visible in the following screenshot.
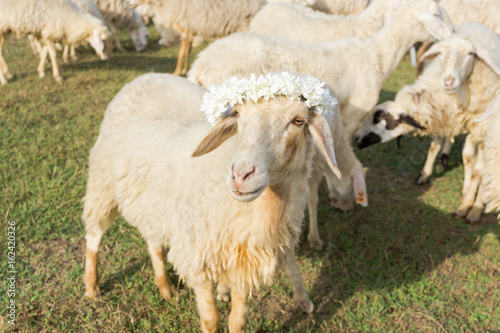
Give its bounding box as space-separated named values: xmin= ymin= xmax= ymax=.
xmin=440 ymin=0 xmax=500 ymax=36
xmin=83 ymin=72 xmax=342 ymax=331
xmin=481 ymin=95 xmax=500 ymax=218
xmin=0 ymin=0 xmax=110 ymax=84
xmin=354 ymin=25 xmax=500 ymax=222
xmin=63 ymin=0 xmax=111 ymax=62
xmin=136 ymin=0 xmax=265 ymax=75
xmin=249 ymin=0 xmax=393 ymax=43
xmin=94 ymin=0 xmax=149 ymax=52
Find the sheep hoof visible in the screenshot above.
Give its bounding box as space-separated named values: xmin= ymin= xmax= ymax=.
xmin=84 ymin=286 xmax=100 ymax=299
xmin=297 ymin=298 xmax=314 ymax=314
xmin=158 ymin=285 xmax=173 ymax=300
xmin=466 ymin=207 xmax=482 ymax=224
xmin=71 ymin=55 xmax=78 ymax=61
xmin=453 ymin=208 xmax=468 ymax=219
xmin=308 ymin=236 xmax=323 ymax=250
xmin=216 ymin=291 xmax=230 ymax=302
xmin=415 ymin=174 xmax=428 ymax=186
xmin=38 ymin=72 xmax=46 ymax=78
xmin=5 ymin=72 xmax=13 ymax=80
xmin=55 ymin=76 xmax=63 ymax=84
xmin=0 ymin=79 xmax=7 ymax=85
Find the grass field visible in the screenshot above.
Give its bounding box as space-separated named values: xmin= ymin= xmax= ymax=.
xmin=1 ymin=26 xmax=499 ymax=332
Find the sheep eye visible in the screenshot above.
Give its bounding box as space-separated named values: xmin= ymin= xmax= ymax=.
xmin=231 ymin=110 xmax=239 ymax=117
xmin=293 ymin=118 xmax=305 ymax=126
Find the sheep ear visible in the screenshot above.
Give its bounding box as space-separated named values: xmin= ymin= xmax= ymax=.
xmin=192 ymin=116 xmax=238 ymax=157
xmin=474 ymin=43 xmax=500 ymax=75
xmin=309 ymin=113 xmax=341 ymax=179
xmin=400 ymin=114 xmax=426 ymax=130
xmin=475 ymin=95 xmax=500 ymax=122
xmin=420 ymin=43 xmax=442 ymax=63
xmin=352 ymin=168 xmax=368 ymax=207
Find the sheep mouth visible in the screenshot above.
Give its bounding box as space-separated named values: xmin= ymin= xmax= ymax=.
xmin=231 ymin=185 xmax=267 ymax=202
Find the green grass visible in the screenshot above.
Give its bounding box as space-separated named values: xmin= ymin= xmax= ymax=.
xmin=1 ymin=27 xmax=499 ymax=332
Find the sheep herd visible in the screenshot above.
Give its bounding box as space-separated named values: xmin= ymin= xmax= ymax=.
xmin=3 ymin=0 xmax=499 ymax=331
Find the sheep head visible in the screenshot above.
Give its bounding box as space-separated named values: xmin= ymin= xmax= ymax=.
xmin=128 ymin=11 xmax=149 ymax=52
xmin=354 ymin=99 xmax=426 ymax=149
xmin=88 ymin=25 xmax=111 ymax=59
xmin=193 ymin=97 xmax=341 ymax=202
xmin=420 ymin=32 xmax=500 ymax=94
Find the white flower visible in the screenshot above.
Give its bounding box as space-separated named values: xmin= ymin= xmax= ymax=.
xmin=200 ymin=72 xmax=337 ymax=124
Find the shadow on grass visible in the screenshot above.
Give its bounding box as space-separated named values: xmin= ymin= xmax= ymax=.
xmin=278 ymin=135 xmax=500 ymax=331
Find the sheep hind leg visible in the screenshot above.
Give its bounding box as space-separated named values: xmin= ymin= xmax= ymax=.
xmin=63 ymin=44 xmax=70 ymax=64
xmin=82 ymin=171 xmax=118 ymax=298
xmin=228 ymin=286 xmax=249 ymax=333
xmin=146 ymin=240 xmax=174 ymax=300
xmin=416 ymin=137 xmax=443 ymax=185
xmin=461 ymin=134 xmax=475 ymax=196
xmin=438 ymin=137 xmax=453 ymax=171
xmin=70 ymin=45 xmax=78 ymax=61
xmin=45 ymin=41 xmax=62 ymax=83
xmin=307 ymin=169 xmax=323 ymax=250
xmin=466 ymin=143 xmax=484 ymax=223
xmin=193 ymin=280 xmax=219 ymax=333
xmin=283 ymin=248 xmax=314 ymax=314
xmin=37 ymin=44 xmax=49 ymax=78
xmin=0 ymin=34 xmax=12 ymax=84
xmin=180 ymin=40 xmax=192 ymax=76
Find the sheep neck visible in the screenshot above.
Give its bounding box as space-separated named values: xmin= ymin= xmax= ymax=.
xmin=369 ymin=12 xmax=424 ymax=85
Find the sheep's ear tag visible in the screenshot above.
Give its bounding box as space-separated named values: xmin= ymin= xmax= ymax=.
xmin=356 ymin=191 xmax=367 ymax=205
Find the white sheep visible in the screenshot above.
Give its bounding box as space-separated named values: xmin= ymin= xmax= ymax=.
xmin=440 ymin=0 xmax=500 ymax=36
xmin=82 ymin=72 xmax=342 ymax=332
xmin=481 ymin=95 xmax=500 ymax=218
xmin=62 ymin=0 xmax=111 ymax=62
xmin=354 ymin=24 xmax=500 ymax=222
xmin=413 ymin=22 xmax=500 ymax=185
xmin=0 ymin=0 xmax=110 ymax=84
xmin=135 ymin=0 xmax=265 ymax=75
xmin=249 ymin=0 xmax=394 ymax=43
xmin=94 ymin=0 xmax=149 ymax=52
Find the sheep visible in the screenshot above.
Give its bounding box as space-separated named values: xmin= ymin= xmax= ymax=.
xmin=62 ymin=0 xmax=111 ymax=62
xmin=188 ymin=0 xmax=453 ymax=139
xmin=413 ymin=22 xmax=500 ymax=185
xmin=353 ymin=24 xmax=500 ymax=222
xmin=481 ymin=95 xmax=500 ymax=218
xmin=135 ymin=0 xmax=265 ymax=76
xmin=249 ymin=0 xmax=394 ymax=43
xmin=0 ymin=0 xmax=110 ymax=84
xmin=440 ymin=0 xmax=500 ymax=36
xmin=82 ymin=72 xmax=342 ymax=332
xmin=94 ymin=0 xmax=149 ymax=52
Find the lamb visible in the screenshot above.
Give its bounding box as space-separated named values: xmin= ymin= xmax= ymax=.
xmin=62 ymin=0 xmax=111 ymax=62
xmin=94 ymin=0 xmax=148 ymax=52
xmin=135 ymin=0 xmax=265 ymax=76
xmin=353 ymin=24 xmax=500 ymax=222
xmin=82 ymin=72 xmax=342 ymax=332
xmin=481 ymin=95 xmax=500 ymax=218
xmin=249 ymin=0 xmax=394 ymax=43
xmin=0 ymin=0 xmax=110 ymax=84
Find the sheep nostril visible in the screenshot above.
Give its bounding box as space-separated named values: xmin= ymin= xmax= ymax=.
xmin=243 ymin=167 xmax=255 ymax=181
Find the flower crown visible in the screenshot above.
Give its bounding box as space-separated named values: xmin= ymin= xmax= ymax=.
xmin=200 ymin=72 xmax=338 ymax=124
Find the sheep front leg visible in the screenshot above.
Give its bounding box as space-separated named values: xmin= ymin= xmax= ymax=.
xmin=283 ymin=248 xmax=314 ymax=314
xmin=45 ymin=41 xmax=62 ymax=83
xmin=193 ymin=281 xmax=219 ymax=333
xmin=307 ymin=170 xmax=323 ymax=250
xmin=181 ymin=39 xmax=192 ymax=76
xmin=461 ymin=135 xmax=475 ymax=196
xmin=416 ymin=137 xmax=443 ymax=185
xmin=63 ymin=44 xmax=70 ymax=64
xmin=455 ymin=142 xmax=483 ymax=220
xmin=228 ymin=286 xmax=249 ymax=333
xmin=146 ymin=240 xmax=174 ymax=300
xmin=70 ymin=45 xmax=78 ymax=61
xmin=0 ymin=34 xmax=12 ymax=84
